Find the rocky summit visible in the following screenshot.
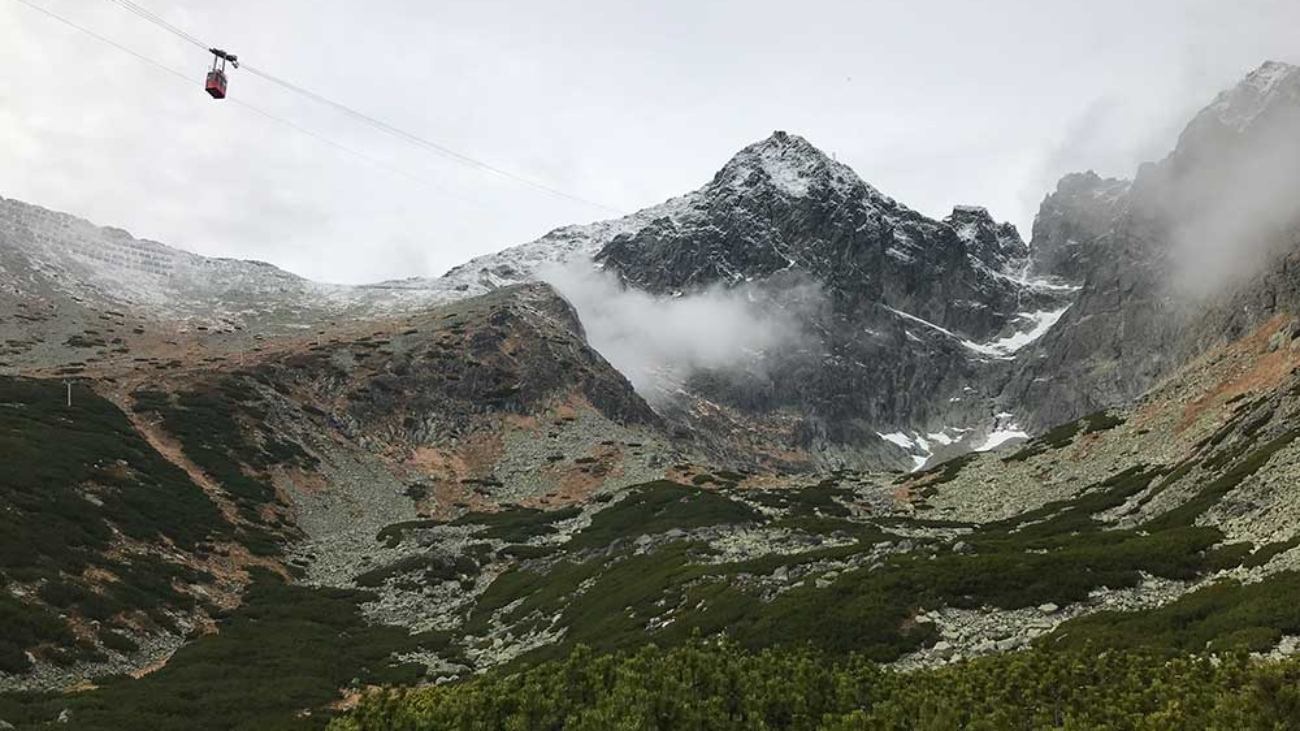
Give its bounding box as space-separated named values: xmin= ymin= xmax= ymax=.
xmin=3 ymin=60 xmax=1300 ymax=731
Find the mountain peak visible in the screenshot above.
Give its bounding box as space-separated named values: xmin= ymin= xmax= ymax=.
xmin=948 ymin=204 xmax=994 ymax=222
xmin=752 ymin=130 xmax=824 ymax=156
xmin=1201 ymin=59 xmax=1300 ymax=132
xmin=1249 ymin=60 xmax=1298 ymax=85
xmin=945 ymin=205 xmax=1028 ymax=272
xmin=711 ymin=131 xmax=881 ymax=201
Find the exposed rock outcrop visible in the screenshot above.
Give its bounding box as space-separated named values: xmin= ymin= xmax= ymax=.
xmin=1007 ymin=61 xmax=1300 ymax=432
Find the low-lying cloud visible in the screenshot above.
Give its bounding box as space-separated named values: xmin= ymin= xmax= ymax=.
xmin=1166 ymin=100 xmax=1300 ymax=297
xmin=540 ymin=262 xmax=818 ymax=405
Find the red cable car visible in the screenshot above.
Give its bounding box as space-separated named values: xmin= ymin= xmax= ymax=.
xmin=205 ymin=68 xmax=227 ymax=99
xmin=205 ymin=48 xmax=238 ymax=100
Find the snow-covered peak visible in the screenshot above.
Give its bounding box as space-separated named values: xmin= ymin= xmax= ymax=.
xmin=431 ymin=131 xmax=903 ymax=298
xmin=1203 ymin=60 xmax=1300 ymax=132
xmin=711 ymin=131 xmax=886 ymax=203
xmin=0 ymin=195 xmax=496 ymax=327
xmin=425 ymin=190 xmax=705 ymax=297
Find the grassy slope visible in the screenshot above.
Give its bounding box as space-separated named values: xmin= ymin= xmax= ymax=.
xmin=0 ymin=377 xmax=229 ymax=673
xmin=0 ymin=571 xmax=452 ymax=731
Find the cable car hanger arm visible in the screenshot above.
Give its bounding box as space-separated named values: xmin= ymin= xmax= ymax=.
xmin=209 ymin=47 xmax=238 ymax=68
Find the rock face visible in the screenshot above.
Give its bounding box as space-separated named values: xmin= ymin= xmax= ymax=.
xmin=0 ymin=195 xmax=549 ymax=354
xmin=273 ymin=283 xmax=663 ymax=452
xmin=1028 ymin=172 xmax=1131 ymax=283
xmin=582 ymin=132 xmax=1074 ymax=470
xmin=597 ymin=62 xmax=1300 ymax=463
xmin=1005 ymin=60 xmax=1300 ymax=431
xmin=597 ymin=131 xmax=1040 ymax=340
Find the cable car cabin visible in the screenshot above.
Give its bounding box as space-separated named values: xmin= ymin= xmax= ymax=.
xmin=204 ymin=49 xmax=237 ymax=100
xmin=205 ymin=69 xmax=228 ymax=99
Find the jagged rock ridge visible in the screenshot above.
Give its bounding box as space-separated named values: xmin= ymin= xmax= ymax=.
xmin=1005 ymin=60 xmax=1300 ymax=431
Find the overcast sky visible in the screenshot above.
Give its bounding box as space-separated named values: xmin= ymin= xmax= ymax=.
xmin=1 ymin=0 xmax=1296 ymax=284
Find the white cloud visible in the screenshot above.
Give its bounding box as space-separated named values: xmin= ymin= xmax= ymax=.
xmin=540 ymin=262 xmax=819 ymax=404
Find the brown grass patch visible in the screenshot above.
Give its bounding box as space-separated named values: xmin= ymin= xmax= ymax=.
xmin=407 ymin=446 xmax=471 ymax=484
xmin=1068 ymin=430 xmax=1107 ymax=462
xmin=429 ymin=482 xmax=489 ymax=520
xmin=547 ymin=446 xmax=627 ymax=505
xmin=1177 ymin=315 xmax=1298 ymax=433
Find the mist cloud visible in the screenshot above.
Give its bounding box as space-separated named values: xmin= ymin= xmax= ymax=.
xmin=1164 ymin=102 xmax=1300 ymax=296
xmin=540 ymin=262 xmax=819 ymax=405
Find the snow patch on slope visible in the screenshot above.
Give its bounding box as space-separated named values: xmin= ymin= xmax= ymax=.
xmin=878 ymin=426 xmax=973 ymax=471
xmin=877 ymin=432 xmax=917 ymax=450
xmin=975 ymin=413 xmax=1029 ymax=452
xmin=884 ymin=305 xmax=1069 ymax=360
xmin=975 ymin=428 xmax=1029 ymax=452
xmin=963 ymin=307 xmax=1070 ymax=358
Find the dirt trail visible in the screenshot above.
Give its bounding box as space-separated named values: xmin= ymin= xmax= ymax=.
xmin=129 ymin=649 xmax=177 ymax=680
xmin=123 ymin=404 xmax=242 ymax=525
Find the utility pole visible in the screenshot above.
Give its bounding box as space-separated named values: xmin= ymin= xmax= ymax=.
xmin=63 ymin=380 xmax=72 ymax=407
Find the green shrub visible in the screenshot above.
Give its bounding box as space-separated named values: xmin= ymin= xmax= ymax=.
xmin=1050 ymin=572 xmax=1300 ymax=653
xmin=0 ymin=377 xmax=232 ymax=668
xmin=98 ymin=628 xmax=140 ymax=655
xmin=450 ymin=505 xmax=581 ymax=542
xmin=331 ymin=640 xmax=1300 ymax=731
xmin=567 ymin=482 xmax=759 ymax=550
xmin=131 ymin=377 xmax=316 ymax=524
xmin=0 ymin=570 xmax=442 ymax=730
xmin=354 ymin=554 xmax=478 ymax=589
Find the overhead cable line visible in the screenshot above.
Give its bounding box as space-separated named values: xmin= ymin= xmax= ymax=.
xmin=239 ymin=64 xmax=625 ymax=214
xmin=104 ymin=0 xmax=207 ymax=49
xmin=97 ymin=0 xmax=625 ymax=215
xmin=8 ymin=0 xmax=497 ymax=211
